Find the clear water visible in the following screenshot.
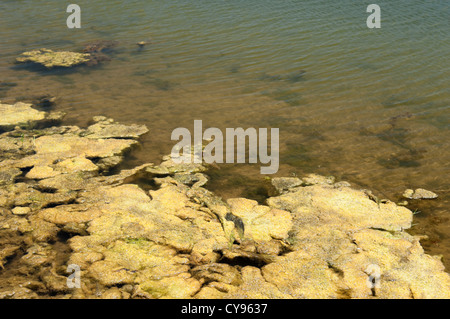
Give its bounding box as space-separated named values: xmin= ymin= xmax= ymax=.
xmin=0 ymin=1 xmax=449 ymax=267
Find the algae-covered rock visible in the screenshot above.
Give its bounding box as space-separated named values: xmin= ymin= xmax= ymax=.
xmin=9 ymin=134 xmax=137 ymax=178
xmin=262 ymin=250 xmax=338 ymax=298
xmin=16 ymin=49 xmax=91 ymax=68
xmin=226 ymin=198 xmax=292 ymax=242
xmin=271 ymin=177 xmax=303 ymax=194
xmin=145 ymin=154 xmax=208 ymax=175
xmin=0 ymin=102 xmax=47 ymax=131
xmin=263 ymin=183 xmax=450 ymax=298
xmin=81 ymin=117 xmax=149 ymax=139
xmin=33 ymin=134 xmax=136 ymax=159
xmin=82 ymin=40 xmax=118 ymax=66
xmin=83 ymin=40 xmax=118 ymax=54
xmin=302 ymin=173 xmax=335 ymax=186
xmin=403 ymin=188 xmax=438 ymax=200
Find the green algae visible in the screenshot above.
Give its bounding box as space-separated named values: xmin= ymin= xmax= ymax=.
xmin=16 ymin=49 xmax=91 ymax=68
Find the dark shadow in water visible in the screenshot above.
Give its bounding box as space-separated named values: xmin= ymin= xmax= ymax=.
xmin=407 ymin=199 xmax=449 ymax=265
xmin=143 ymin=78 xmax=176 ymax=91
xmin=376 ymin=127 xmax=410 ymax=149
xmin=129 ymin=45 xmax=151 ymax=56
xmin=359 ymin=115 xmax=420 ymax=163
xmin=132 ymin=69 xmax=158 ymax=77
xmin=259 ymin=73 xmax=283 ymax=82
xmin=0 ymin=81 xmax=17 ymax=98
xmin=360 ymin=119 xmax=413 ymax=150
xmin=229 ymin=64 xmax=241 ymax=74
xmin=281 ymin=143 xmax=315 ymax=169
xmin=377 ymin=149 xmax=423 ymax=169
xmin=9 ymin=94 xmax=57 ymax=112
xmin=263 ymin=116 xmax=290 ymax=128
xmin=286 ymin=70 xmax=307 ymax=83
xmin=382 ymin=94 xmax=426 ymax=109
xmin=10 ymin=62 xmax=88 ymax=77
xmin=50 ymin=75 xmax=76 ymax=85
xmin=291 ymin=125 xmax=327 ymax=141
xmin=358 ymin=63 xmax=377 ymax=71
xmin=259 ymin=70 xmax=306 ymax=83
xmin=262 ymin=88 xmax=303 ymax=106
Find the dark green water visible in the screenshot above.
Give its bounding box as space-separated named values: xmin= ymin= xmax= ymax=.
xmin=0 ymin=1 xmax=449 ymax=267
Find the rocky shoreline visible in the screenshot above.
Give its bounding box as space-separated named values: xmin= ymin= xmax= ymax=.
xmin=0 ymin=100 xmax=449 ymax=299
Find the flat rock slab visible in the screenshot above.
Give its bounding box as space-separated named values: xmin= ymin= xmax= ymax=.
xmin=82 ymin=120 xmax=149 ymax=139
xmin=12 ymin=135 xmax=137 ymax=170
xmin=0 ymin=102 xmax=46 ymax=130
xmin=0 ymin=102 xmax=65 ymax=133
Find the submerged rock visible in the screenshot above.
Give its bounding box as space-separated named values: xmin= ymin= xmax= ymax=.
xmin=137 ymin=41 xmax=149 ymax=48
xmin=28 ymin=94 xmax=57 ymax=109
xmin=16 ymin=49 xmax=91 ymax=68
xmin=271 ymin=177 xmax=303 ymax=194
xmin=302 ymin=173 xmax=335 ymax=186
xmin=0 ymin=167 xmax=22 ymax=186
xmin=403 ymin=188 xmax=438 ymax=200
xmin=83 ymin=40 xmax=118 ymax=53
xmin=81 ymin=117 xmax=149 ymax=139
xmin=82 ymin=40 xmax=119 ymax=66
xmin=145 ymin=154 xmax=208 ymax=176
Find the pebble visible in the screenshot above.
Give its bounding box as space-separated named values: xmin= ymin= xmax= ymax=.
xmin=397 ymin=200 xmax=409 ymax=206
xmin=137 ymin=41 xmax=148 ymax=47
xmin=12 ymin=207 xmax=31 ymax=215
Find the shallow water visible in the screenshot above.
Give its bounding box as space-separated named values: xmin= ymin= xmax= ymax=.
xmin=0 ymin=1 xmax=449 ymax=268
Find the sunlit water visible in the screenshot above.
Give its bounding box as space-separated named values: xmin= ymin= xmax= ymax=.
xmin=1 ymin=1 xmax=449 ymax=268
